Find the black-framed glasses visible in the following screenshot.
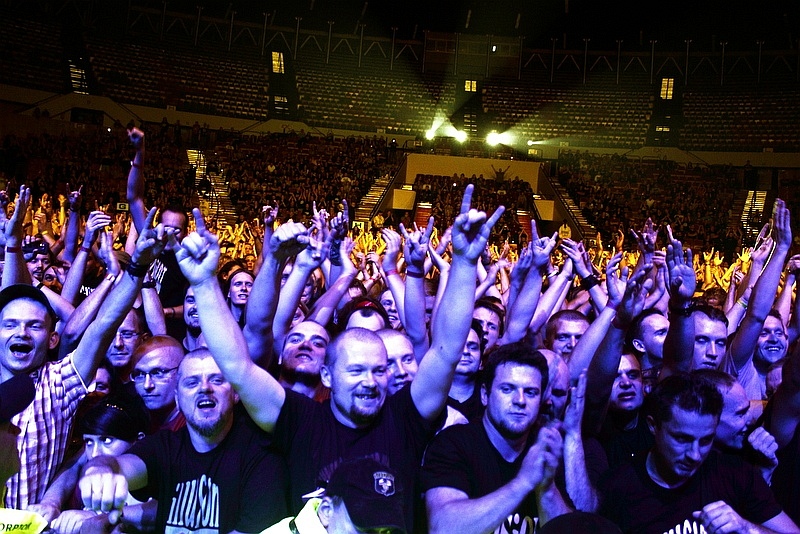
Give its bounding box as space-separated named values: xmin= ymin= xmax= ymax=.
xmin=130 ymin=366 xmax=178 ymax=383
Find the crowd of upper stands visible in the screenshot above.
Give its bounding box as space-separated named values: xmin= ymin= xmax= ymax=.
xmin=2 ymin=12 xmax=800 ymax=153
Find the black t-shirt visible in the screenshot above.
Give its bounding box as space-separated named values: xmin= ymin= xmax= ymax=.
xmin=273 ymin=386 xmax=442 ymax=531
xmin=772 ymin=422 xmax=800 ymax=524
xmin=149 ymin=250 xmax=188 ymax=339
xmin=420 ymin=421 xmax=540 ymax=533
xmin=446 ymin=384 xmax=484 ymax=423
xmin=129 ymin=413 xmax=288 ymax=533
xmin=596 ymin=410 xmax=654 ymax=472
xmin=599 ymin=450 xmax=783 ymax=534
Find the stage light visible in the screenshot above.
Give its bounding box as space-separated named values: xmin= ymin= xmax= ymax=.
xmin=425 ymin=129 xmax=436 ymax=140
xmin=486 ymin=131 xmax=501 ymax=146
xmin=527 ymin=139 xmax=534 ymax=146
xmin=454 ymin=130 xmax=468 ymax=143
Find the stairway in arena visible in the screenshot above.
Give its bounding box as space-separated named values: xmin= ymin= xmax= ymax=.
xmin=740 ymin=190 xmax=768 ymax=240
xmin=414 ymin=203 xmax=433 ymax=229
xmin=186 ymin=149 xmax=238 ymax=228
xmin=548 ymin=178 xmax=595 ymax=241
xmin=516 ymin=211 xmax=532 ymax=237
xmin=355 ymin=173 xmax=393 ymax=228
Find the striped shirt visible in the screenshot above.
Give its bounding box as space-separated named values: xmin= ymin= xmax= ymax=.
xmin=4 ymin=354 xmax=87 ymax=509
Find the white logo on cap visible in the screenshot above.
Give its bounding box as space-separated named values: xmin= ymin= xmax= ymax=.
xmin=373 ymin=471 xmax=395 ymax=496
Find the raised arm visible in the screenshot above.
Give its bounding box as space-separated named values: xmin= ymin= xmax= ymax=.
xmin=380 ymin=228 xmax=406 ymax=326
xmin=2 ymin=185 xmax=33 ymax=287
xmin=399 ymin=218 xmax=434 ymax=362
xmin=730 ymin=200 xmax=792 ymax=370
xmin=272 ymin=225 xmax=329 ymax=353
xmin=305 ymin=238 xmax=358 ymax=327
xmin=60 ymin=184 xmax=82 ymax=264
xmin=61 ymin=210 xmax=111 ymax=304
xmin=125 ymin=128 xmax=148 ymax=234
xmin=562 ymin=370 xmax=599 ymax=512
xmin=411 ymin=185 xmax=503 ymax=420
xmin=562 ymin=238 xmax=608 ymax=313
xmin=72 ymin=208 xmax=167 ymax=385
xmin=242 ymin=205 xmax=287 ymax=367
xmin=501 ymin=221 xmax=555 ymax=344
xmin=660 ymin=228 xmax=697 ymax=377
xmin=177 ymin=209 xmax=287 ymax=433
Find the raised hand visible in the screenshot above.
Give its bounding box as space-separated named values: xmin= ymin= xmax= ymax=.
xmin=5 ymin=184 xmax=31 ymax=247
xmin=560 ymin=238 xmax=591 ymax=278
xmin=750 ymin=236 xmax=773 ymax=267
xmin=97 ymin=230 xmax=121 ymax=277
xmin=615 ymin=263 xmax=654 ymax=327
xmin=127 ymin=127 xmax=145 ymax=151
xmin=563 ymin=369 xmax=587 ymax=436
xmin=66 ymin=183 xmax=83 ymax=213
xmin=771 ymin=198 xmax=792 ymax=252
xmin=399 ymin=217 xmax=434 ymax=270
xmin=510 ymin=245 xmax=534 ymax=284
xmin=132 ymin=207 xmax=170 ymax=267
xmin=268 ymin=221 xmax=310 ymax=261
xmin=175 ymin=208 xmax=220 ymax=285
xmin=83 ymin=210 xmax=112 ymax=247
xmin=631 ymin=217 xmax=657 ymax=256
xmin=329 ymin=199 xmax=349 ymax=241
xmin=381 ymin=228 xmax=402 ymax=272
xmin=605 ymin=252 xmax=626 ymax=310
xmin=665 ymin=227 xmax=696 ymax=303
xmin=450 ymin=185 xmax=504 ymax=263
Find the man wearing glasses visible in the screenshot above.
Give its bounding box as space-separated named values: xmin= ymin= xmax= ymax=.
xmin=128 ymin=335 xmax=186 ymax=434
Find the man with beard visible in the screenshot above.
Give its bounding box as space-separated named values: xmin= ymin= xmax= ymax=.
xmin=79 ymin=349 xmax=288 ymax=533
xmin=174 ymin=185 xmax=501 ymax=530
xmin=421 ymin=342 xmax=571 ymax=533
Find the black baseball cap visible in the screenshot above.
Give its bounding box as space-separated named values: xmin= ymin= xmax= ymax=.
xmin=0 ymin=374 xmax=35 ymax=423
xmin=0 ymin=284 xmax=58 ymax=325
xmin=326 ymin=457 xmax=405 ymax=534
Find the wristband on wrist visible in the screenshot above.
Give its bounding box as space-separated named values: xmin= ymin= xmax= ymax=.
xmin=384 ymin=269 xmax=398 ymax=277
xmin=669 ymin=303 xmax=694 ymax=317
xmin=35 ymin=281 xmax=44 ymax=290
xmin=405 ymin=269 xmax=424 ymax=279
xmin=546 ymin=270 xmax=559 ymax=279
xmin=611 ymin=316 xmax=627 ymax=330
xmin=736 ymin=298 xmax=748 ymax=309
xmin=126 ymin=261 xmax=149 ymax=277
xmin=5 ymin=246 xmax=20 ymax=254
xmin=80 ymin=245 xmax=92 ymax=254
xmin=141 ymin=280 xmax=156 ymax=289
xmin=329 ymin=242 xmax=342 ymax=266
xmin=580 ymin=274 xmax=600 ymax=291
